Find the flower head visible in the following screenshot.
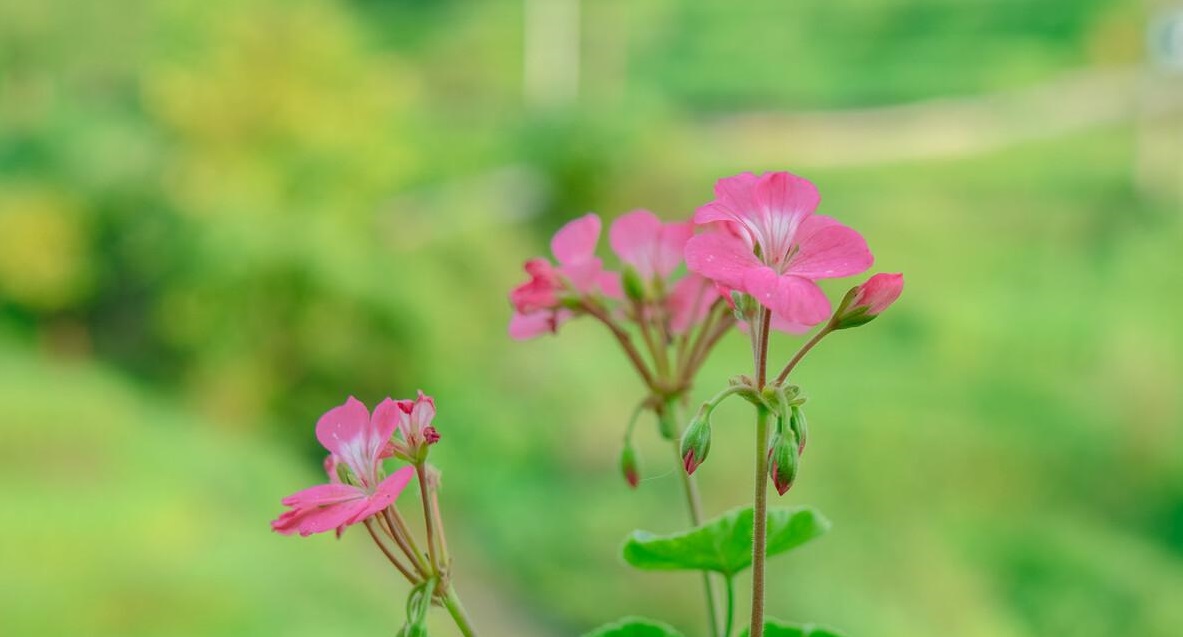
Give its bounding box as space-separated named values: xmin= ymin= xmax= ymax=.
xmin=685 ymin=172 xmax=873 ymax=331
xmin=393 ymin=390 xmax=440 ymax=462
xmin=608 ymin=209 xmax=694 ymax=285
xmin=509 ymin=214 xmax=616 ymax=340
xmin=272 ymin=397 xmax=415 ymax=537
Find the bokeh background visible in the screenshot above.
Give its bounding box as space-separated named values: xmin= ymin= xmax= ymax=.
xmin=2 ymin=0 xmax=1181 ymax=635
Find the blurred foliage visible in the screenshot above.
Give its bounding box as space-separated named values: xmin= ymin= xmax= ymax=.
xmin=1 ymin=0 xmax=1180 ymax=636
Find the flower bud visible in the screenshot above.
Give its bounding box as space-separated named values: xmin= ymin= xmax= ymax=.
xmin=832 ymin=273 xmax=904 ymax=330
xmin=767 ymin=431 xmax=799 ymax=496
xmin=788 ymin=405 xmax=808 ymax=455
xmin=680 ymin=407 xmax=713 ymax=475
xmin=620 ymin=442 xmax=641 ymax=489
xmin=622 ymin=266 xmax=647 ymax=302
xmin=423 ymin=426 xmax=441 ymax=445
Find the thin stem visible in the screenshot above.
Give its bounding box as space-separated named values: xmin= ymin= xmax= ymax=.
xmin=430 ymin=487 xmax=451 ymax=568
xmin=725 ymin=576 xmax=736 ymax=637
xmin=416 ymin=463 xmax=439 ymax=571
xmin=749 ymin=407 xmax=771 ymax=637
xmin=683 ymin=313 xmax=736 ymax=384
xmin=582 ymin=299 xmax=659 ymax=390
xmin=673 ymin=439 xmax=721 ymax=637
xmin=384 ymin=507 xmax=431 ymax=577
xmin=634 ymin=299 xmax=671 ymax=378
xmin=441 ymin=585 xmax=479 ymax=637
xmin=774 ymin=325 xmax=832 ymax=385
xmin=756 ymin=308 xmax=771 ymax=389
xmin=363 ymin=519 xmax=418 ymax=584
xmin=749 ymin=307 xmax=773 ymax=637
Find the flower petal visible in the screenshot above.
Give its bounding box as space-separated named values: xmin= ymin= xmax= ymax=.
xmin=742 ymin=270 xmax=831 ymax=328
xmin=667 ymin=274 xmax=720 ymax=335
xmin=610 ymin=209 xmax=662 ymax=273
xmin=346 ymin=466 xmax=416 ymax=526
xmin=280 ymin=482 xmax=363 ymax=507
xmin=685 ymin=230 xmax=762 ymax=290
xmin=551 ymin=213 xmax=601 ymax=266
xmin=788 ymin=215 xmax=873 ymax=280
xmin=559 ymin=257 xmax=604 ymax=293
xmin=315 ymin=397 xmax=371 ymax=459
xmin=370 ymin=398 xmax=401 ymax=449
xmin=694 ymin=172 xmax=761 ymax=225
xmin=508 ymin=310 xmax=570 ymax=340
xmin=754 ymin=171 xmax=820 ymax=220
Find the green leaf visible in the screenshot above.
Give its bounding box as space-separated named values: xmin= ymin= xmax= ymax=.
xmin=582 ymin=616 xmax=685 ymax=637
xmin=622 ymin=506 xmax=830 ymax=576
xmin=738 ymin=618 xmax=846 ymax=637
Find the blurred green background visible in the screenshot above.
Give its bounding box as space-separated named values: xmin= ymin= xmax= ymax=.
xmin=2 ymin=0 xmax=1181 ymax=635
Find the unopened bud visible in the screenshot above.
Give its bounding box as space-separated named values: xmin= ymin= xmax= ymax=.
xmin=680 ymin=407 xmax=713 ymax=475
xmin=788 ymin=405 xmax=808 ymax=455
xmin=832 ymin=273 xmax=904 ymax=330
xmin=768 ymin=432 xmax=799 ymax=496
xmin=622 ymin=266 xmax=647 ymax=302
xmin=423 ymin=426 xmax=441 ymax=445
xmin=620 ymin=442 xmax=641 ymax=489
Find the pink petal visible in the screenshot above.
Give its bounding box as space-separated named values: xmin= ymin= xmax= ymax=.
xmin=788 ymin=215 xmax=873 ymax=280
xmin=277 ymin=498 xmax=372 ymax=537
xmin=742 ymin=269 xmax=831 ymax=328
xmin=610 ymin=209 xmax=662 ymax=272
xmin=611 ymin=210 xmax=695 ymax=280
xmin=345 ymin=466 xmax=416 ymax=526
xmin=684 ymin=230 xmax=762 ymax=290
xmin=370 ymin=398 xmax=401 ymax=448
xmin=315 ymin=397 xmax=371 ymax=459
xmin=667 ymin=274 xmax=720 ymax=334
xmin=694 ymin=172 xmax=761 ymax=225
xmin=280 ymin=482 xmax=364 ymax=507
xmin=598 ymin=271 xmax=623 ymax=299
xmin=551 ymin=213 xmax=601 ymax=266
xmin=509 ymin=310 xmax=570 ymax=340
xmin=754 ymin=171 xmax=820 ymax=220
xmin=559 ymin=257 xmax=604 ymax=293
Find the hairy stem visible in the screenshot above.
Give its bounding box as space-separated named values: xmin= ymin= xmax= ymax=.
xmin=673 ymin=439 xmax=722 ymax=637
xmin=441 ymin=585 xmax=478 ymax=637
xmin=774 ymin=325 xmax=832 ymax=385
xmin=363 ymin=519 xmax=418 ymax=583
xmin=415 ymin=463 xmax=439 ymax=571
xmin=749 ymin=307 xmax=773 ymax=637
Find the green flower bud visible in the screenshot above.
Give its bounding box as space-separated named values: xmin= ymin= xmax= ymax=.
xmin=788 ymin=405 xmax=808 ymax=455
xmin=680 ymin=406 xmax=713 ymax=475
xmin=768 ymin=431 xmax=799 ymax=496
xmin=620 ymin=441 xmax=641 ymax=489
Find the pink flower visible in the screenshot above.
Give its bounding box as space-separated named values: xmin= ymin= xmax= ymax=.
xmin=666 ymin=274 xmax=721 ymax=335
xmin=685 ymin=172 xmax=873 ymax=330
xmin=391 ymin=390 xmax=440 ymax=461
xmin=509 ymin=214 xmax=614 ymax=340
xmin=833 ymin=273 xmax=904 ymax=329
xmin=272 ymin=397 xmax=416 ymax=537
xmin=608 ymin=210 xmax=694 ymax=282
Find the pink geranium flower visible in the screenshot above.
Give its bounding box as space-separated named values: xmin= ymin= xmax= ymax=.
xmin=609 ymin=210 xmax=694 ymax=283
xmin=509 ymin=214 xmax=615 ymax=340
xmin=685 ymin=172 xmax=873 ymax=331
xmin=272 ymin=397 xmax=416 ymax=537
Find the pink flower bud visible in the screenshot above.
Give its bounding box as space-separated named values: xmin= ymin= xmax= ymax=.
xmin=767 ymin=432 xmax=799 ymax=496
xmin=620 ymin=443 xmax=641 ymax=489
xmin=679 ymin=408 xmax=712 ymax=475
xmin=833 ymin=273 xmax=904 ymax=329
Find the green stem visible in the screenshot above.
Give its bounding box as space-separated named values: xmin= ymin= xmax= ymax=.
xmin=774 ymin=325 xmax=832 ymax=385
xmin=725 ymin=576 xmax=736 ymax=637
xmin=441 ymin=585 xmax=478 ymax=637
xmin=749 ymin=407 xmax=771 ymax=637
xmin=673 ymin=439 xmax=722 ymax=637
xmin=750 ymin=308 xmax=773 ymax=637
xmin=415 ymin=463 xmax=439 ymax=571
